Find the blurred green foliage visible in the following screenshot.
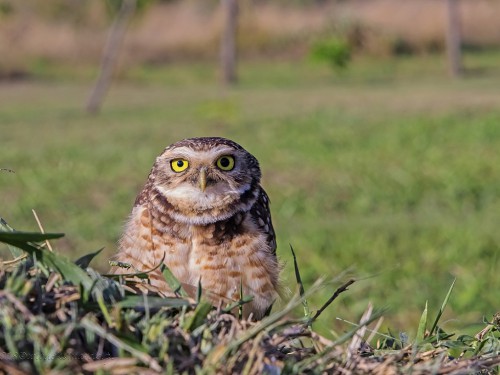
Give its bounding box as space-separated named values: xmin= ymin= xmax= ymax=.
xmin=105 ymin=0 xmax=155 ymax=17
xmin=0 ymin=1 xmax=13 ymax=17
xmin=310 ymin=37 xmax=351 ymax=69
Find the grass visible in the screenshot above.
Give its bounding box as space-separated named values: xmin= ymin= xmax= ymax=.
xmin=1 ymin=52 xmax=500 ymax=340
xmin=0 ymin=230 xmax=499 ymax=373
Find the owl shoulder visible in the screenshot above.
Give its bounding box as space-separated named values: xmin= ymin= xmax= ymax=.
xmin=250 ymin=188 xmax=277 ymax=255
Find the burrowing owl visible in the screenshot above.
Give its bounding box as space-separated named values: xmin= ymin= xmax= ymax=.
xmin=110 ymin=137 xmax=279 ymax=319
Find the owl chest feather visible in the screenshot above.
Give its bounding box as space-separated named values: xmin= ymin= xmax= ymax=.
xmin=116 ymin=197 xmax=278 ymax=318
xmin=164 ymin=215 xmax=272 ymax=282
xmin=142 ymin=205 xmax=278 ymax=314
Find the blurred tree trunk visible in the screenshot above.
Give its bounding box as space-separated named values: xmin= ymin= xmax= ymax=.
xmin=86 ymin=0 xmax=136 ymax=114
xmin=445 ymin=0 xmax=462 ymax=77
xmin=220 ymin=0 xmax=238 ymax=85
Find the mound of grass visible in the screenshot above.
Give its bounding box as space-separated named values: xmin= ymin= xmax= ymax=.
xmin=1 ymin=222 xmax=499 ymax=374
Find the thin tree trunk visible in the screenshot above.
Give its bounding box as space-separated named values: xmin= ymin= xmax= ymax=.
xmin=220 ymin=0 xmax=238 ymax=85
xmin=445 ymin=0 xmax=462 ymax=77
xmin=86 ymin=0 xmax=136 ymax=114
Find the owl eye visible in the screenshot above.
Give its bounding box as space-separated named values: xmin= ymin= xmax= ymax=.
xmin=216 ymin=155 xmax=235 ymax=171
xmin=171 ymin=158 xmax=189 ymax=172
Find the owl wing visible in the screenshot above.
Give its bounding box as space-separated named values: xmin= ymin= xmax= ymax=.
xmin=250 ymin=188 xmax=277 ymax=256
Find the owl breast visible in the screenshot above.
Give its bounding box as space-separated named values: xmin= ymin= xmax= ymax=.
xmin=113 ymin=189 xmax=279 ymax=319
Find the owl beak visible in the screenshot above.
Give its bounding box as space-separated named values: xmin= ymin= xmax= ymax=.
xmin=199 ymin=167 xmax=207 ymax=192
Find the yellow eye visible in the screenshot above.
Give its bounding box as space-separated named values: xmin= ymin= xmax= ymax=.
xmin=171 ymin=158 xmax=189 ymax=172
xmin=216 ymin=155 xmax=235 ymax=171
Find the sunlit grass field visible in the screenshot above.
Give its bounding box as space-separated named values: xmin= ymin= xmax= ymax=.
xmin=1 ymin=52 xmax=500 ymax=336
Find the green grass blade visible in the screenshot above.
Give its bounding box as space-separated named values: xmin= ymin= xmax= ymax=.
xmin=161 ymin=264 xmax=189 ymax=297
xmin=0 ymin=222 xmax=63 ymax=259
xmin=0 ymin=230 xmax=65 ymax=242
xmin=0 ymin=218 xmax=23 ymax=258
xmin=197 ymin=277 xmax=203 ymax=304
xmin=75 ymin=248 xmax=104 ymax=268
xmin=222 ymin=295 xmax=253 ymax=313
xmin=2 ymin=313 xmax=18 ymax=356
xmin=96 ymin=293 xmax=113 ymax=326
xmin=143 ymin=293 xmax=150 ymax=321
xmin=116 ymin=295 xmax=190 ymax=309
xmin=309 ymin=279 xmax=355 ymax=324
xmin=429 ymin=278 xmax=456 ymax=335
xmin=415 ymin=300 xmax=428 ymax=344
xmin=182 ymin=301 xmax=212 ymax=332
xmin=290 ymin=245 xmax=310 ymax=320
xmin=239 ymin=278 xmax=244 ymax=319
xmin=0 ymin=234 xmax=94 ymax=292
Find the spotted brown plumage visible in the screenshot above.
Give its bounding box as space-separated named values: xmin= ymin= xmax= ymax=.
xmin=110 ymin=137 xmax=279 ymax=319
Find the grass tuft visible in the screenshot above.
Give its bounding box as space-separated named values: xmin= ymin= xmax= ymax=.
xmin=429 ymin=278 xmax=456 ymax=336
xmin=0 ymin=220 xmax=499 ymax=373
xmin=290 ymin=244 xmax=310 ymax=320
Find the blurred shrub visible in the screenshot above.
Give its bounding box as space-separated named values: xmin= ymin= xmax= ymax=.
xmin=0 ymin=1 xmax=13 ymax=17
xmin=390 ymin=37 xmax=415 ymax=56
xmin=310 ymin=37 xmax=351 ymax=69
xmin=105 ymin=0 xmax=155 ymax=18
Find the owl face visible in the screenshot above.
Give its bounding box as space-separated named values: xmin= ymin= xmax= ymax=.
xmin=149 ymin=137 xmax=262 ymax=225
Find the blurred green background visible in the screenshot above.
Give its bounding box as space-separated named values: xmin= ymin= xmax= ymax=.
xmin=1 ymin=0 xmax=499 ymax=337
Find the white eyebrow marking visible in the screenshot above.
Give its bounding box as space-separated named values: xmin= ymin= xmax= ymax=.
xmin=166 ymin=146 xmax=236 ymax=161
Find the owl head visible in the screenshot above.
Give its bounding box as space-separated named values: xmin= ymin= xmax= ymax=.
xmin=146 ymin=137 xmax=262 ymax=225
